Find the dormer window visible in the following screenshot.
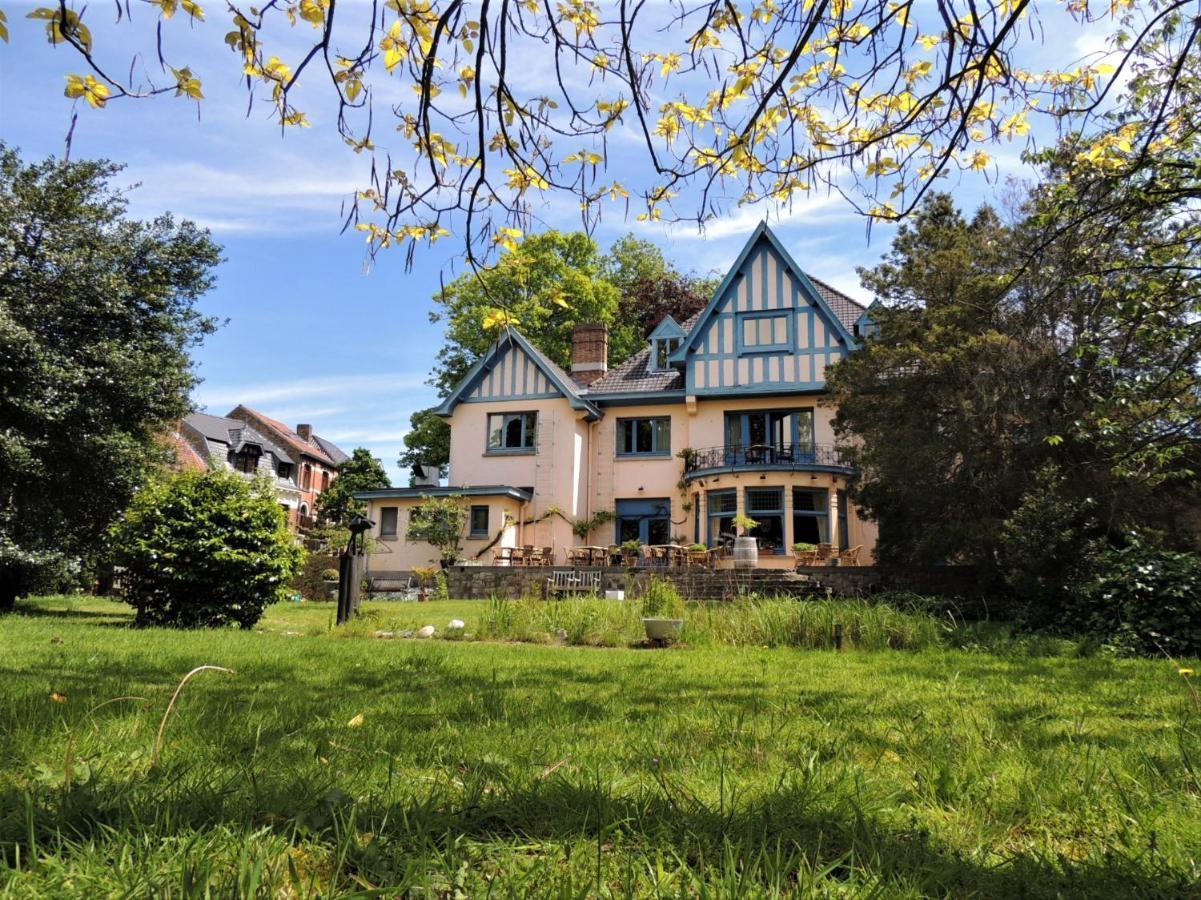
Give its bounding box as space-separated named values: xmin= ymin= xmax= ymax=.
xmin=647 ymin=315 xmax=686 ymax=373
xmin=652 ymin=337 xmax=680 ymax=372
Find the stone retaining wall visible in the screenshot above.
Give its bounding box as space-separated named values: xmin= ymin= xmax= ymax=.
xmin=368 ymin=564 xmax=987 ymax=602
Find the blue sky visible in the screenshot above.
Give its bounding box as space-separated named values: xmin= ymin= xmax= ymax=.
xmin=1 ymin=4 xmax=1118 ymax=483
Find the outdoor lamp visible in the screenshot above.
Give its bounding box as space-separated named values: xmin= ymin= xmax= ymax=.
xmin=347 ymin=514 xmax=375 ymax=554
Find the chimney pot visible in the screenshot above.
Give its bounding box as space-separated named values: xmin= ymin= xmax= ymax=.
xmin=571 ymin=323 xmax=608 ymax=387
xmin=296 ymin=424 xmax=313 ymax=442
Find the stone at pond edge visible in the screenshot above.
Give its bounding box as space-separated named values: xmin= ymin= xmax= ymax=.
xmin=448 ymin=619 xmax=465 ymax=629
xmin=417 ymin=625 xmax=436 ymax=638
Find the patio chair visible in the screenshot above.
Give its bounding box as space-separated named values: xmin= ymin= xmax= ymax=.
xmin=687 ymin=549 xmax=710 ymax=568
xmin=795 ymin=549 xmax=821 ymax=567
xmin=837 ymin=545 xmax=863 ymax=566
xmin=541 ymin=547 xmax=555 ymax=567
xmin=816 ymin=543 xmax=835 ymax=563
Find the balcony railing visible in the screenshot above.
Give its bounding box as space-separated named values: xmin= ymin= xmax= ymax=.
xmin=682 ymin=443 xmax=853 ymax=477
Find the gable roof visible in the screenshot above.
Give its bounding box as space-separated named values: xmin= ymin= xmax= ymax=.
xmin=181 ymin=411 xmax=294 ymax=464
xmin=227 ymin=406 xmax=345 ymax=467
xmin=435 ymin=328 xmax=602 ymax=419
xmin=587 ymin=236 xmax=871 ymax=398
xmin=671 ymin=221 xmax=863 ymax=365
xmin=313 ymin=435 xmax=350 ymax=466
xmin=648 ymin=315 xmax=686 ymax=341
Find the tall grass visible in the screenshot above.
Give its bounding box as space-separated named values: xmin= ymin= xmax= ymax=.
xmin=479 ymin=593 xmax=644 ymax=646
xmin=2 ymin=595 xmax=1199 ymax=897
xmin=477 ymin=593 xmax=943 ymax=650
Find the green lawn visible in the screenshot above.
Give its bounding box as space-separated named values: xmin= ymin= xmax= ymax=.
xmin=1 ymin=595 xmax=1198 ymax=897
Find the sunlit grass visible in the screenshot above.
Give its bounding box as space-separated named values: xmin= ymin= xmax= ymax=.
xmin=1 ymin=595 xmax=1198 ymax=897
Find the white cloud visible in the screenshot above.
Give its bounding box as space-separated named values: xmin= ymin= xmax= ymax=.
xmin=194 ymin=372 xmax=428 ymax=409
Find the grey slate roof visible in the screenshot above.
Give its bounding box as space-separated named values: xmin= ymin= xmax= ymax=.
xmin=313 ymin=435 xmax=350 ymax=466
xmin=182 ymin=412 xmax=294 ymax=464
xmin=584 ymin=277 xmax=868 ymax=397
xmin=806 ymin=274 xmax=869 ymax=332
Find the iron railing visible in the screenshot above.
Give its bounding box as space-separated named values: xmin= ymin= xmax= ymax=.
xmin=682 ymin=443 xmax=853 ymax=476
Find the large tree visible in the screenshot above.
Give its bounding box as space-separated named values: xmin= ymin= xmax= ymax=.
xmin=316 ymin=447 xmax=391 ymax=525
xmin=0 ymin=147 xmax=220 ymax=610
xmin=827 ymin=65 xmax=1201 ymax=602
xmin=602 ymin=234 xmax=718 ymax=361
xmin=398 ymin=407 xmax=452 ymax=480
xmin=13 ymin=0 xmax=1197 ymax=264
xmin=429 ymin=230 xmax=621 ymax=395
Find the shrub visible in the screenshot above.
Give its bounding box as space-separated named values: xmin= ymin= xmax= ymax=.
xmin=640 ymin=577 xmax=685 ymax=618
xmin=292 ymin=521 xmax=350 ymax=601
xmin=407 ymin=496 xmax=468 ymax=565
xmin=1068 ymin=537 xmax=1201 ymax=657
xmin=431 ymin=572 xmax=450 ymax=602
xmin=111 ymin=469 xmax=302 ymax=628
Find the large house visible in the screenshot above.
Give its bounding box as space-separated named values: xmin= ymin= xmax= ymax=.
xmin=358 ymin=222 xmax=879 ymax=573
xmin=176 ymin=407 xmax=347 ymax=530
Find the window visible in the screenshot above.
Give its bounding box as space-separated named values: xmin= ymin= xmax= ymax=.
xmin=738 ymin=312 xmax=790 ymax=352
xmin=233 ymin=450 xmax=260 ymax=474
xmin=321 ymin=471 xmax=330 ymax=491
xmin=617 ymin=417 xmax=671 ymax=456
xmin=277 ymin=463 xmax=293 ymax=480
xmin=745 ymin=487 xmax=785 ymax=551
xmin=469 ymin=505 xmax=490 ymax=537
xmin=487 ymin=412 xmax=537 ymax=452
xmin=792 ymin=488 xmax=830 ymax=545
xmin=379 ymin=507 xmax=398 ymax=538
xmin=707 ymin=489 xmax=736 ymax=546
xmin=724 ymin=409 xmax=814 ymax=453
xmin=615 ymin=498 xmax=672 ymax=545
xmin=302 ymin=464 xmax=313 ymax=490
xmin=652 ymin=337 xmax=680 ymax=372
xmin=837 ymin=489 xmax=850 ymax=550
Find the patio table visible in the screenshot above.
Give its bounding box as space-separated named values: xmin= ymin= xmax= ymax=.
xmin=579 ymin=546 xmax=610 ymax=566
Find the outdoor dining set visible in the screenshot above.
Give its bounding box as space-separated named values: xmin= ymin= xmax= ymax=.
xmin=492 ymin=542 xmax=863 ymax=568
xmin=493 ymin=544 xmax=715 ymax=568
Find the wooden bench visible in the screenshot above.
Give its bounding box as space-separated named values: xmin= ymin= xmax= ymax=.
xmin=545 ymin=569 xmax=602 ymax=598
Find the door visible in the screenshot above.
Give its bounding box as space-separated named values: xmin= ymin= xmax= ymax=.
xmin=614 ymin=498 xmax=672 ymax=545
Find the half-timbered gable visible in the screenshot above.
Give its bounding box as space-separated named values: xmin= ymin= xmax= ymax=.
xmin=435 ymin=329 xmax=600 ymax=418
xmin=671 ymin=222 xmax=859 ymax=396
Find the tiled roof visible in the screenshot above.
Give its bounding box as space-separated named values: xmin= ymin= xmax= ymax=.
xmin=313 ymin=435 xmax=350 ymax=466
xmin=231 ymin=406 xmax=345 ymax=467
xmin=585 ymin=311 xmax=699 ymax=395
xmin=805 ymin=274 xmax=868 ymax=331
xmin=165 ymin=428 xmax=208 ymax=472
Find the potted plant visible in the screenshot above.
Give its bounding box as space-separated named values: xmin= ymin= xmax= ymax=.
xmin=731 ymin=514 xmax=760 ymax=569
xmin=321 ymin=567 xmax=339 ymax=599
xmin=412 ymin=565 xmax=438 ymax=601
xmin=619 ymin=538 xmax=643 ymax=568
xmin=640 ymin=577 xmax=685 ymax=643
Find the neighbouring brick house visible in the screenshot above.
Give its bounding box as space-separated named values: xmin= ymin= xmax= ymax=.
xmin=175 ymin=407 xmax=347 ymax=531
xmin=227 ymin=406 xmax=348 ymax=529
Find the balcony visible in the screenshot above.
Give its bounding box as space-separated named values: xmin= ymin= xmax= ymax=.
xmin=682 ymin=443 xmax=853 ymax=480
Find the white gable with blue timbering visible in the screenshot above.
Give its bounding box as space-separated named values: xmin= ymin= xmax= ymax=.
xmin=435 ymin=328 xmax=601 ymax=418
xmin=670 ymin=222 xmax=859 ymax=396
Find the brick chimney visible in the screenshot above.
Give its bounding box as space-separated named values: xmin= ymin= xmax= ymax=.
xmin=296 ymin=424 xmax=313 ymax=442
xmin=571 ymin=323 xmax=608 ymax=387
